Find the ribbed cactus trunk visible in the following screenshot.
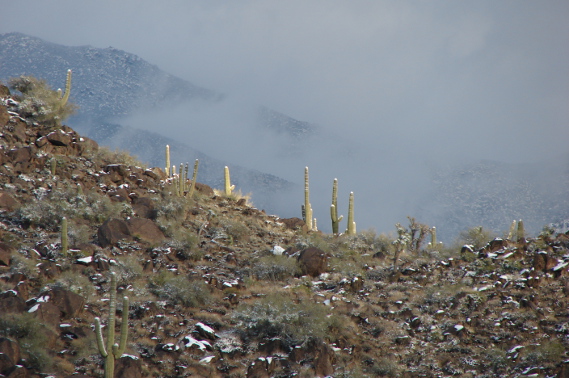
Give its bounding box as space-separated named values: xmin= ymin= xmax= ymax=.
xmin=165 ymin=145 xmax=171 ymax=177
xmin=58 ymin=69 xmax=72 ymax=106
xmin=61 ymin=217 xmax=68 ymax=255
xmin=330 ymin=178 xmax=343 ymax=235
xmin=188 ymin=159 xmax=199 ymax=198
xmin=346 ymin=192 xmax=356 ymax=235
xmin=224 ymin=166 xmax=235 ymax=196
xmin=95 ymin=272 xmax=129 ymax=378
xmin=303 ymin=167 xmax=313 ymax=231
xmin=507 ymin=220 xmax=517 ymax=240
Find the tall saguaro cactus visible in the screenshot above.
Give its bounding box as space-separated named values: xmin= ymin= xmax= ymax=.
xmin=57 ymin=69 xmax=72 ymax=106
xmin=188 ymin=159 xmax=199 ymax=198
xmin=95 ymin=272 xmax=129 ymax=378
xmin=224 ymin=166 xmax=235 ymax=196
xmin=330 ymin=178 xmax=343 ymax=235
xmin=345 ymin=192 xmax=356 ymax=235
xmin=302 ymin=167 xmax=313 ymax=231
xmin=507 ymin=220 xmax=517 ymax=240
xmin=61 ymin=217 xmax=68 ymax=255
xmin=165 ymin=145 xmax=171 ymax=177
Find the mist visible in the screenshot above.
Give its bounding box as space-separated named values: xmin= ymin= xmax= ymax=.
xmin=2 ymin=0 xmax=568 ymax=239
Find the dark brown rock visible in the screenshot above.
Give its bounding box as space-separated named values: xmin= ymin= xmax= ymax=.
xmin=38 ymin=261 xmax=62 ymax=279
xmin=126 ymin=218 xmax=165 ymax=245
xmin=97 ymin=219 xmax=131 ymax=248
xmin=0 ymin=290 xmax=25 ymax=313
xmin=114 ymin=355 xmax=143 ymax=378
xmin=297 ymin=247 xmax=329 ymax=277
xmin=0 ymin=193 xmax=20 ymax=212
xmin=4 ymin=364 xmax=29 ymax=378
xmin=105 ymin=164 xmax=129 ymax=183
xmin=0 ymin=242 xmax=14 ymax=265
xmin=50 ymin=288 xmax=85 ymax=319
xmin=0 ymin=352 xmax=15 ymax=375
xmin=0 ymin=338 xmax=21 ymax=369
xmin=0 ymin=84 xmax=9 ymax=98
xmin=0 ymin=104 xmax=9 ymax=128
xmin=195 ymin=182 xmax=214 ymax=196
xmin=313 ymin=341 xmax=335 ymax=377
xmin=46 ymin=130 xmax=72 ymax=146
xmin=132 ymin=197 xmax=156 ymax=219
xmin=279 ymin=217 xmax=306 ymax=231
xmin=7 ymin=147 xmax=33 ymax=164
xmin=31 ymin=302 xmax=61 ymax=328
xmin=143 ymin=167 xmax=166 ymax=181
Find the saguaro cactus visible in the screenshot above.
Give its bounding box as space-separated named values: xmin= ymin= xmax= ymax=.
xmin=330 ymin=178 xmax=343 ymax=235
xmin=61 ymin=217 xmax=68 ymax=255
xmin=302 ymin=167 xmax=313 ymax=231
xmin=224 ymin=166 xmax=235 ymax=196
xmin=165 ymin=145 xmax=171 ymax=177
xmin=345 ymin=192 xmax=356 ymax=235
xmin=95 ymin=272 xmax=129 ymax=378
xmin=57 ymin=69 xmax=72 ymax=106
xmin=507 ymin=220 xmax=517 ymax=240
xmin=517 ymin=219 xmax=526 ymax=243
xmin=188 ymin=159 xmax=199 ymax=198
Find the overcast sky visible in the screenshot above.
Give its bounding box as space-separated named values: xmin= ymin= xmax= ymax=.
xmin=1 ymin=1 xmax=568 ymax=236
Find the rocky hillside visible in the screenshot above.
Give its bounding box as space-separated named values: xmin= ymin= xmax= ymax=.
xmin=1 ymin=83 xmax=569 ymax=378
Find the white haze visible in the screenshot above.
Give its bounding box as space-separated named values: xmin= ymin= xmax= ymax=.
xmin=2 ymin=1 xmax=568 ymax=238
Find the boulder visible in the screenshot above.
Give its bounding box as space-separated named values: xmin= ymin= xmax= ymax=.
xmin=0 ymin=290 xmax=25 ymax=313
xmin=0 ymin=193 xmax=20 ymax=212
xmin=50 ymin=288 xmax=85 ymax=319
xmin=30 ymin=302 xmax=62 ymax=328
xmin=0 ymin=242 xmax=14 ymax=265
xmin=0 ymin=104 xmax=10 ymax=128
xmin=114 ymin=355 xmax=143 ymax=378
xmin=279 ymin=217 xmax=306 ymax=231
xmin=195 ymin=182 xmax=214 ymax=196
xmin=132 ymin=197 xmax=156 ymax=219
xmin=7 ymin=147 xmax=33 ymax=164
xmin=297 ymin=247 xmax=329 ymax=277
xmin=126 ymin=218 xmax=165 ymax=245
xmin=313 ymin=341 xmax=335 ymax=377
xmin=105 ymin=164 xmax=129 ymax=183
xmin=97 ymin=219 xmax=131 ymax=248
xmin=46 ymin=130 xmax=72 ymax=146
xmin=3 ymin=364 xmax=29 ymax=378
xmin=0 ymin=337 xmax=21 ymax=374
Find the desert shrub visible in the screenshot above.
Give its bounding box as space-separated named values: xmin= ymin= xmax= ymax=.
xmin=251 ymin=255 xmax=300 ymax=281
xmin=94 ymin=146 xmax=146 ymax=168
xmin=232 ymin=292 xmax=331 ymax=343
xmin=154 ymin=194 xmax=189 ymax=236
xmin=113 ymin=255 xmax=144 ymax=286
xmin=9 ymin=75 xmax=77 ymax=126
xmin=0 ymin=312 xmax=54 ymax=370
xmin=148 ymin=272 xmax=210 ymax=308
xmin=454 ymin=226 xmax=496 ymax=250
xmin=522 ymin=339 xmax=566 ymax=365
xmin=219 ymin=218 xmax=250 ymax=244
xmin=9 ymin=252 xmax=39 ymax=279
xmin=17 ymin=188 xmax=127 ymax=231
xmin=50 ymin=270 xmax=94 ymax=301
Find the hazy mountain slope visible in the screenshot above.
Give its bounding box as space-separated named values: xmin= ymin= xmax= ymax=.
xmin=0 ymin=32 xmax=302 ymax=213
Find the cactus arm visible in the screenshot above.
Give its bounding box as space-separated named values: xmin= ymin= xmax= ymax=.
xmin=517 ymin=219 xmax=525 ymax=242
xmin=188 ymin=159 xmax=199 ymax=198
xmin=94 ymin=317 xmax=108 ymax=357
xmin=113 ymin=296 xmax=129 ymax=357
xmin=107 ymin=273 xmax=117 ymax=354
xmin=507 ymin=220 xmax=517 ymax=240
xmin=59 ymin=69 xmax=72 ymax=105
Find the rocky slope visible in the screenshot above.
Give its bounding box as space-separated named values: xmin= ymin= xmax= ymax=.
xmin=1 ymin=83 xmax=569 ymax=378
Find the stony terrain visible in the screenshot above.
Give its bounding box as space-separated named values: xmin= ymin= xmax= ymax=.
xmin=1 ymin=82 xmax=569 ymax=378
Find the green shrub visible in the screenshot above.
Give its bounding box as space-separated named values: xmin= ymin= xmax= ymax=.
xmin=0 ymin=312 xmax=54 ymax=371
xmin=50 ymin=270 xmax=94 ymax=301
xmin=148 ymin=272 xmax=210 ymax=308
xmin=232 ymin=292 xmax=331 ymax=343
xmin=9 ymin=75 xmax=77 ymax=126
xmin=17 ymin=188 xmax=127 ymax=231
xmin=251 ymin=255 xmax=300 ymax=281
xmin=455 ymin=226 xmax=495 ymax=250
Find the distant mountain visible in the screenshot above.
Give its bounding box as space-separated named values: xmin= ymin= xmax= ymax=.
xmin=0 ymin=32 xmax=318 ymax=213
xmin=418 ymin=157 xmax=569 ymax=242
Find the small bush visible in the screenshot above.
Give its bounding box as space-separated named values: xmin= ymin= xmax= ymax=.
xmin=94 ymin=146 xmax=146 ymax=168
xmin=232 ymin=292 xmax=331 ymax=343
xmin=148 ymin=272 xmax=210 ymax=308
xmin=251 ymin=255 xmax=300 ymax=281
xmin=17 ymin=188 xmax=126 ymax=231
xmin=455 ymin=226 xmax=495 ymax=250
xmin=50 ymin=270 xmax=94 ymax=301
xmin=9 ymin=75 xmax=77 ymax=126
xmin=0 ymin=312 xmax=54 ymax=371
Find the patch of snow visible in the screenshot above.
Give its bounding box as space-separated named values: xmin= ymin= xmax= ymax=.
xmin=200 ymin=355 xmax=215 ymax=364
xmin=272 ymin=245 xmax=285 ymax=255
